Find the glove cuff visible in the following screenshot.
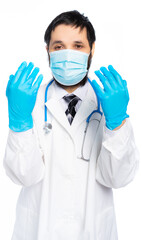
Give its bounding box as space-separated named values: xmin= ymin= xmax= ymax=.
xmin=9 ymin=115 xmax=33 ymax=132
xmin=106 ymin=114 xmax=129 ymax=130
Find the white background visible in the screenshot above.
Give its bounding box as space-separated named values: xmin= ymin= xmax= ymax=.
xmin=0 ymin=0 xmax=141 ymax=239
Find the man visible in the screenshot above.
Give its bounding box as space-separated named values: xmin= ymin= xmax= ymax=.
xmin=4 ymin=10 xmax=139 ymax=240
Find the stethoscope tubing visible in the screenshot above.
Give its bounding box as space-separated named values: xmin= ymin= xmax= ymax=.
xmin=44 ymin=78 xmax=102 ymax=124
xmin=44 ymin=78 xmax=103 ymax=160
xmin=44 ymin=79 xmax=54 ymax=123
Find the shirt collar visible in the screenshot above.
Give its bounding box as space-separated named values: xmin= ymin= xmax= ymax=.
xmin=53 ymin=80 xmax=89 ymax=101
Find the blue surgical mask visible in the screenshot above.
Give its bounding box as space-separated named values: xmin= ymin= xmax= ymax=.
xmin=49 ymin=49 xmax=89 ymax=86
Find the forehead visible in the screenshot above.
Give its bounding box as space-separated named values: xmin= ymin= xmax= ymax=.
xmin=50 ymin=24 xmax=88 ymax=43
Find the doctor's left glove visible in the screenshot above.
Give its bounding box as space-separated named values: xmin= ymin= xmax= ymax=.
xmin=6 ymin=62 xmax=43 ymax=132
xmin=90 ymin=65 xmax=129 ymax=130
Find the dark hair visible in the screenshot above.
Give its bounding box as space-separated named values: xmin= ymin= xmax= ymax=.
xmin=44 ymin=10 xmax=96 ymax=49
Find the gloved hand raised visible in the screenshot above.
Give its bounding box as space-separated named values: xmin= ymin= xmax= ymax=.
xmin=90 ymin=65 xmax=129 ymax=130
xmin=6 ymin=62 xmax=43 ymax=132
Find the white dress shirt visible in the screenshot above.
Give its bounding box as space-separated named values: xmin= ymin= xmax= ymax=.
xmin=53 ymin=80 xmax=89 ymax=114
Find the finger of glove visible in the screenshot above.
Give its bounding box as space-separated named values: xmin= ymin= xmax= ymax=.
xmin=108 ymin=65 xmax=124 ymax=88
xmin=27 ymin=67 xmax=40 ymax=85
xmin=18 ymin=62 xmax=34 ymax=85
xmin=100 ymin=67 xmax=118 ymax=90
xmin=13 ymin=61 xmax=27 ymax=84
xmin=8 ymin=74 xmax=14 ymax=86
xmin=6 ymin=75 xmax=14 ymax=96
xmin=95 ymin=70 xmax=112 ymax=92
xmin=90 ymin=79 xmax=105 ymax=99
xmin=122 ymin=79 xmax=128 ymax=88
xmin=32 ymin=74 xmax=43 ymax=93
xmin=122 ymin=80 xmax=129 ymax=99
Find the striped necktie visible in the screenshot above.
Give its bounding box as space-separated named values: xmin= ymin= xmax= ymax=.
xmin=63 ymin=94 xmax=80 ymax=124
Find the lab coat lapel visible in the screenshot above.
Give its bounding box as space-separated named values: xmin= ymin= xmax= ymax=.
xmin=44 ymin=81 xmax=71 ymax=134
xmin=45 ymin=98 xmax=71 ymax=133
xmin=45 ymin=80 xmax=98 ymax=136
xmin=71 ymin=84 xmax=98 ymax=135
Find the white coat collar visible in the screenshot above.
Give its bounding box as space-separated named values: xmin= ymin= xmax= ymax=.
xmin=53 ymin=80 xmax=89 ymax=102
xmin=45 ymin=79 xmax=98 ymax=137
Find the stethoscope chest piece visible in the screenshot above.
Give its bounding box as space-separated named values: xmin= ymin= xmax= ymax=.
xmin=43 ymin=122 xmax=52 ymax=134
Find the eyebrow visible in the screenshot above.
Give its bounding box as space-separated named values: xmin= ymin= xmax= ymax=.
xmin=51 ymin=40 xmax=84 ymax=46
xmin=52 ymin=40 xmax=63 ymax=45
xmin=74 ymin=41 xmax=84 ymax=44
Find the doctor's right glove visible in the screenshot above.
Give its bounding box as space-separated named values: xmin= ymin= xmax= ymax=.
xmin=90 ymin=65 xmax=129 ymax=130
xmin=6 ymin=62 xmax=43 ymax=132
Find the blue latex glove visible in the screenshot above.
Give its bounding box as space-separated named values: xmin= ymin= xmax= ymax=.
xmin=90 ymin=65 xmax=129 ymax=130
xmin=6 ymin=62 xmax=43 ymax=132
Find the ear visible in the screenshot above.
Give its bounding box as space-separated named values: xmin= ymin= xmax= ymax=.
xmin=91 ymin=42 xmax=95 ymax=57
xmin=45 ymin=46 xmax=50 ymax=66
xmin=45 ymin=45 xmax=48 ymax=52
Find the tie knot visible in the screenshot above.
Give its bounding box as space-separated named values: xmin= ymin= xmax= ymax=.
xmin=63 ymin=94 xmax=80 ymax=111
xmin=63 ymin=94 xmax=80 ymax=124
xmin=63 ymin=94 xmax=79 ymax=104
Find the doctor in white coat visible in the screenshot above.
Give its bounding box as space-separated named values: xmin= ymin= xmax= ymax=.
xmin=4 ymin=10 xmax=139 ymax=240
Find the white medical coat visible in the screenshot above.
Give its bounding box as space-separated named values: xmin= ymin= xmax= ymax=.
xmin=3 ymin=81 xmax=139 ymax=240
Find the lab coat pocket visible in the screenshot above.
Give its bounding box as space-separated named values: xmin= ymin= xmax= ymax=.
xmin=12 ymin=204 xmax=39 ymax=240
xmin=96 ymin=207 xmax=118 ymax=240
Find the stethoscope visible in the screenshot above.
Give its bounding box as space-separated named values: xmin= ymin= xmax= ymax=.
xmin=43 ymin=78 xmax=103 ymax=161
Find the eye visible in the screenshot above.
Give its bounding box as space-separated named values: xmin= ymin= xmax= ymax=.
xmin=75 ymin=44 xmax=83 ymax=49
xmin=54 ymin=45 xmax=63 ymax=50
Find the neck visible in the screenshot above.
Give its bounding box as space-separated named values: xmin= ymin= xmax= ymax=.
xmin=55 ymin=81 xmax=82 ymax=93
xmin=62 ymin=83 xmax=82 ymax=93
xmin=54 ymin=75 xmax=88 ymax=93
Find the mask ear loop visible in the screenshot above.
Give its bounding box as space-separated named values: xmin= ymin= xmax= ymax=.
xmin=87 ymin=51 xmax=92 ymax=70
xmin=45 ymin=50 xmax=50 ymax=67
xmin=46 ymin=45 xmax=51 ymax=67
